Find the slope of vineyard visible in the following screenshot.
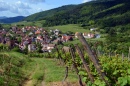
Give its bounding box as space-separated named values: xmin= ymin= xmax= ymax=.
xmin=50 ymin=46 xmax=130 ymax=85
xmin=48 ymin=33 xmax=130 ymax=86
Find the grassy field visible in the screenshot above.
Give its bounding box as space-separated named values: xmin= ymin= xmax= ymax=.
xmin=22 ymin=57 xmax=45 ymax=86
xmin=63 ymin=37 xmax=106 ymax=46
xmin=23 ymin=57 xmax=78 ymax=86
xmin=48 ymin=24 xmax=90 ymax=33
xmin=0 ymin=52 xmax=78 ymax=86
xmin=41 ymin=58 xmax=78 ymax=82
xmin=10 ymin=22 xmax=91 ymax=34
xmin=11 ymin=20 xmax=45 ymax=27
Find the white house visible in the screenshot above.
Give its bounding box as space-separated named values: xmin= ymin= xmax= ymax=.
xmin=75 ymin=32 xmax=79 ymax=38
xmin=28 ymin=44 xmax=36 ymax=52
xmin=47 ymin=44 xmax=56 ymax=52
xmin=83 ymin=33 xmax=95 ymax=38
xmin=22 ymin=27 xmax=26 ymax=33
xmin=54 ymin=29 xmax=60 ymax=35
xmin=90 ymin=28 xmax=96 ymax=31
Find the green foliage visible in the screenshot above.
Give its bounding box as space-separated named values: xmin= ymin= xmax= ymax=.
xmin=66 ymin=31 xmax=74 ymax=35
xmin=88 ymin=20 xmax=95 ymax=25
xmin=94 ymin=79 xmax=106 ymax=86
xmin=48 ymin=44 xmax=130 ymax=85
xmin=77 ymin=54 xmax=130 ymax=85
xmin=0 ymin=44 xmax=9 ymax=51
xmin=11 ymin=46 xmax=21 ymax=52
xmin=99 ymin=56 xmax=130 ymax=85
xmin=28 ymin=53 xmax=44 ymax=58
xmin=118 ymin=76 xmax=128 ymax=86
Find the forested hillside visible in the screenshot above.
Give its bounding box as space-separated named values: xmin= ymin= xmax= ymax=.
xmin=23 ymin=5 xmax=76 ymax=21
xmin=23 ymin=0 xmax=130 ymax=28
xmin=43 ymin=0 xmax=130 ymax=27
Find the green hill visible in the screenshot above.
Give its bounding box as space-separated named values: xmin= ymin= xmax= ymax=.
xmin=23 ymin=0 xmax=130 ymax=28
xmin=23 ymin=5 xmax=76 ymax=21
xmin=43 ymin=0 xmax=130 ymax=26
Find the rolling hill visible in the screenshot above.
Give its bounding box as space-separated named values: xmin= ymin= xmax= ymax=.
xmin=23 ymin=5 xmax=77 ymax=21
xmin=23 ymin=0 xmax=130 ymax=28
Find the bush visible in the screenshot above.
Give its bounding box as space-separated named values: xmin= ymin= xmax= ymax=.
xmin=0 ymin=44 xmax=9 ymax=51
xmin=11 ymin=47 xmax=21 ymax=52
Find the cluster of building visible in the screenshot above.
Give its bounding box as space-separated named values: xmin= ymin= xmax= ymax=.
xmin=0 ymin=26 xmax=100 ymax=53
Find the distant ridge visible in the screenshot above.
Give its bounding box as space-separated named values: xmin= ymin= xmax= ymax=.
xmin=0 ymin=16 xmax=25 ymax=24
xmin=0 ymin=16 xmax=7 ymax=19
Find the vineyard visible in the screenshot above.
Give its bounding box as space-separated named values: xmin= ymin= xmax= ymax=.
xmin=0 ymin=33 xmax=130 ymax=86
xmin=0 ymin=45 xmax=78 ymax=86
xmin=44 ymin=33 xmax=130 ymax=86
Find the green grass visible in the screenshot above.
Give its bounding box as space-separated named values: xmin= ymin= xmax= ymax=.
xmin=48 ymin=24 xmax=90 ymax=33
xmin=30 ymin=58 xmax=45 ymax=85
xmin=22 ymin=57 xmax=78 ymax=86
xmin=89 ymin=38 xmax=106 ymax=42
xmin=0 ymin=52 xmax=30 ymax=86
xmin=12 ymin=21 xmax=33 ymax=26
xmin=32 ymin=58 xmax=78 ymax=83
xmin=63 ymin=39 xmax=81 ymax=45
xmin=0 ymin=51 xmax=78 ymax=86
xmin=22 ymin=55 xmax=78 ymax=86
xmin=2 ymin=24 xmax=11 ymax=29
xmin=63 ymin=37 xmax=106 ymax=46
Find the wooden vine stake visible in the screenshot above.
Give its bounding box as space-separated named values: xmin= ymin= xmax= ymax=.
xmin=122 ymin=53 xmax=124 ymax=62
xmin=69 ymin=46 xmax=84 ymax=86
xmin=62 ymin=49 xmax=68 ymax=81
xmin=55 ymin=46 xmax=63 ymax=64
xmin=75 ymin=45 xmax=94 ymax=83
xmin=77 ymin=32 xmax=110 ymax=86
xmin=128 ymin=47 xmax=130 ymax=61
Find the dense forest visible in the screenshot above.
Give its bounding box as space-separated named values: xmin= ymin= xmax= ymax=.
xmin=23 ymin=5 xmax=77 ymax=21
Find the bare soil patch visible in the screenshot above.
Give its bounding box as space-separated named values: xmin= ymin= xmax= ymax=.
xmin=46 ymin=81 xmax=80 ymax=86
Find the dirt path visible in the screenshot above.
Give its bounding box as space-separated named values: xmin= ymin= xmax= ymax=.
xmin=23 ymin=58 xmax=78 ymax=86
xmin=23 ymin=63 xmax=38 ymax=86
xmin=40 ymin=58 xmax=79 ymax=86
xmin=46 ymin=81 xmax=79 ymax=86
xmin=41 ymin=81 xmax=46 ymax=86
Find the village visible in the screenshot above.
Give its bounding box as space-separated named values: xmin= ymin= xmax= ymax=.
xmin=0 ymin=26 xmax=101 ymax=53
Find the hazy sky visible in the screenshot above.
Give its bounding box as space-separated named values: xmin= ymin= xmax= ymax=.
xmin=0 ymin=0 xmax=92 ymax=17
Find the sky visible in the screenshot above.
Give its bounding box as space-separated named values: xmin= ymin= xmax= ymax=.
xmin=0 ymin=0 xmax=92 ymax=17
